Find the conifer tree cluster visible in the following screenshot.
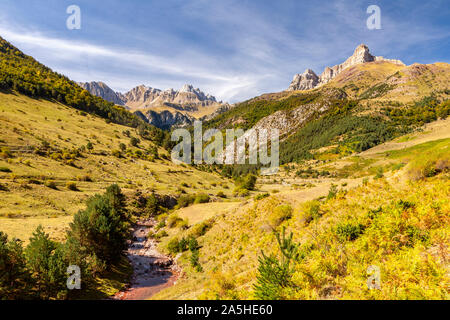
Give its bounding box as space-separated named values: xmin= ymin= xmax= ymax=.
xmin=0 ymin=185 xmax=130 ymax=299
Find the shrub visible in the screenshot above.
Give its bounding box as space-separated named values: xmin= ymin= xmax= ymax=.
xmin=27 ymin=179 xmax=41 ymax=185
xmin=194 ymin=193 xmax=210 ymax=204
xmin=374 ymin=167 xmax=384 ymax=179
xmin=0 ymin=167 xmax=12 ymax=173
xmin=409 ymin=159 xmax=450 ymax=180
xmin=188 ymin=237 xmax=199 ymax=251
xmin=327 ymin=184 xmax=338 ymax=200
xmin=0 ymin=147 xmax=13 ymax=159
xmin=155 ymin=220 xmax=166 ymax=230
xmin=111 ymin=150 xmax=121 ymax=158
xmin=0 ymin=183 xmax=8 ymax=191
xmin=154 ymin=230 xmax=168 ymax=239
xmin=77 ymin=175 xmax=92 ymax=182
xmin=268 ymin=205 xmax=293 ymax=227
xmin=191 ymin=221 xmax=213 ymax=238
xmin=254 ymin=228 xmax=301 ymax=300
xmin=233 ymin=187 xmax=249 ymax=197
xmin=168 ymin=236 xmax=195 ymax=255
xmin=0 ymin=231 xmax=32 ymax=299
xmin=190 ymin=249 xmax=203 ymax=272
xmin=255 ymin=193 xmax=269 ymax=201
xmin=236 ymin=174 xmax=257 ymax=191
xmin=216 ymin=191 xmax=226 ymax=198
xmin=167 ymin=214 xmax=184 ymax=228
xmin=167 ymin=238 xmax=182 ymax=255
xmin=407 ymin=146 xmax=450 ymax=181
xmin=405 ymin=225 xmax=430 ymax=247
xmin=177 ymin=194 xmax=196 ymax=208
xmin=179 ymin=219 xmax=189 ymax=230
xmin=146 ymin=194 xmax=159 ymax=216
xmin=66 ymin=182 xmax=79 ymax=191
xmin=45 ymin=181 xmax=57 ymax=190
xmin=302 ymin=201 xmax=322 ymax=225
xmin=336 ymin=222 xmax=365 ymax=241
xmin=130 ymin=137 xmax=140 ymax=147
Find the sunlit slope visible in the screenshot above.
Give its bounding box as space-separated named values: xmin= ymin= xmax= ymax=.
xmin=153 ymin=130 xmax=449 ymax=300
xmin=0 ymin=93 xmax=232 ymax=242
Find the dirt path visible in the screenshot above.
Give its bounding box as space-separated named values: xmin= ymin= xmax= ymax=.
xmin=114 ymin=219 xmax=180 ymax=300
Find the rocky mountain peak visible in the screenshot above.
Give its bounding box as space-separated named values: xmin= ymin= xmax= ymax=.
xmin=78 ymin=81 xmax=125 ymax=106
xmin=350 ymin=44 xmax=374 ymax=63
xmin=288 ymin=69 xmax=319 ymax=91
xmin=288 ymin=44 xmax=405 ymax=91
xmin=179 ymin=84 xmax=195 ymax=93
xmin=178 ymin=84 xmax=217 ymax=103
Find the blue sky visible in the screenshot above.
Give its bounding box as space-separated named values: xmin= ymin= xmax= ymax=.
xmin=0 ymin=0 xmax=449 ymax=102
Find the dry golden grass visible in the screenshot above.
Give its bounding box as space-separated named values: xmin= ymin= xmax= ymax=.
xmin=0 ymin=92 xmax=232 ymax=240
xmin=0 ymin=216 xmax=72 ymax=245
xmin=175 ymin=202 xmax=240 ymax=226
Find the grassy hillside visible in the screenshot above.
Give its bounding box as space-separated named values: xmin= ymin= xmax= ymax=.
xmin=153 ymin=134 xmax=449 ymax=300
xmin=0 ymin=93 xmax=234 ymax=243
xmin=0 ymin=36 xmax=164 ymax=143
xmin=203 ymin=61 xmax=449 ymax=171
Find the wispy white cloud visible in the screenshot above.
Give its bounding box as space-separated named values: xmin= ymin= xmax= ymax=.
xmin=0 ymin=24 xmax=272 ymax=102
xmin=0 ymin=0 xmax=448 ymax=102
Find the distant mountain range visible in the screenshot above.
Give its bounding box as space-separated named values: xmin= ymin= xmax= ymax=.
xmin=79 ymin=82 xmax=227 ymax=129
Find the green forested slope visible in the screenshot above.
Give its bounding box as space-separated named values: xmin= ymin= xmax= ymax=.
xmin=0 ymin=36 xmax=165 ymax=144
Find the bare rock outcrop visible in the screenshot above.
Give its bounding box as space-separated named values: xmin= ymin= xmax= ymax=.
xmin=78 ymin=81 xmax=126 ymax=106
xmin=288 ymin=44 xmax=405 ymax=91
xmin=288 ymin=69 xmax=320 ymax=91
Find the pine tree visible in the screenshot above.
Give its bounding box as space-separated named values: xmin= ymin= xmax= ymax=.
xmin=253 ymin=227 xmax=301 ymax=300
xmin=0 ymin=232 xmax=32 ymax=299
xmin=25 ymin=226 xmax=68 ymax=299
xmin=67 ymin=185 xmax=129 ymax=265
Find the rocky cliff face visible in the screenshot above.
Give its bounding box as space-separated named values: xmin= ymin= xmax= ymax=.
xmin=122 ymin=85 xmax=163 ymax=109
xmin=135 ymin=109 xmax=195 ymax=129
xmin=288 ymin=69 xmax=320 ymax=91
xmin=288 ymin=44 xmax=405 ymax=91
xmin=78 ymin=81 xmax=126 ymax=106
